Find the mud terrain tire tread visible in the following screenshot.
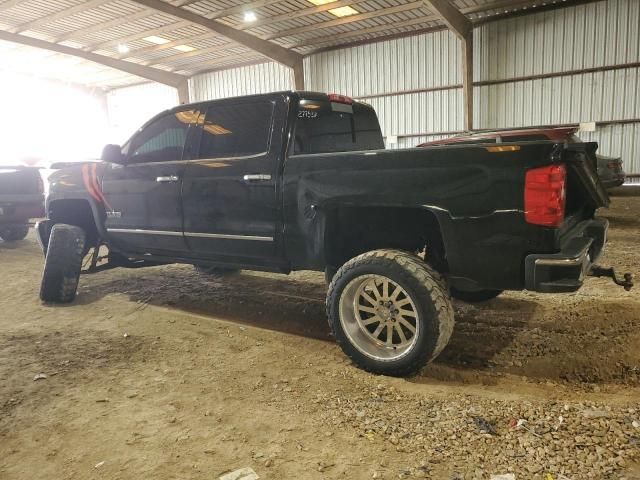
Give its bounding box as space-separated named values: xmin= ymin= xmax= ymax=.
xmin=39 ymin=224 xmax=85 ymax=303
xmin=326 ymin=249 xmax=454 ymax=377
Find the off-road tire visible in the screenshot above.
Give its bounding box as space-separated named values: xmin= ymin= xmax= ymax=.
xmin=327 ymin=249 xmax=454 ymax=376
xmin=0 ymin=224 xmax=29 ymax=241
xmin=194 ymin=265 xmax=238 ymax=277
xmin=450 ymin=287 xmax=502 ymax=303
xmin=39 ymin=224 xmax=86 ymax=303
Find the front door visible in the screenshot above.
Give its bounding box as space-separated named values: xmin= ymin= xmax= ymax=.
xmin=101 ymin=109 xmax=197 ymax=255
xmin=182 ymin=97 xmax=287 ymax=265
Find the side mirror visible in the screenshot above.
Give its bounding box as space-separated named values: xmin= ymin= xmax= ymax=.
xmin=101 ymin=144 xmax=125 ymax=164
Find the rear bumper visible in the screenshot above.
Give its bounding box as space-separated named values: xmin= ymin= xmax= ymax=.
xmin=0 ymin=200 xmax=45 ymax=224
xmin=524 ymin=218 xmax=608 ymax=293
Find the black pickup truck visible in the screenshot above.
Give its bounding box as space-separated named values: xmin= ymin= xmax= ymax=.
xmin=0 ymin=166 xmax=44 ymax=241
xmin=36 ymin=91 xmax=632 ymax=376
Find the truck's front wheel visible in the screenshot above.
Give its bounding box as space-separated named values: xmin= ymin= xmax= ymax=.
xmin=39 ymin=224 xmax=85 ymax=303
xmin=327 ymin=250 xmax=454 ymax=376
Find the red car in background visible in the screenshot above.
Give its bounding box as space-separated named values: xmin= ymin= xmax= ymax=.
xmin=418 ymin=127 xmax=626 ymax=189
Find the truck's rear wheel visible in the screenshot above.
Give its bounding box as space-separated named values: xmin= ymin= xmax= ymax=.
xmin=327 ymin=249 xmax=454 ymax=376
xmin=0 ymin=224 xmax=29 ymax=241
xmin=450 ymin=287 xmax=502 ymax=303
xmin=39 ymin=224 xmax=85 ymax=303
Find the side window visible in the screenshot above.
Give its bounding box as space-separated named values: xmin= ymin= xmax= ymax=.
xmin=128 ymin=110 xmax=196 ymax=163
xmin=198 ymin=101 xmax=274 ymax=159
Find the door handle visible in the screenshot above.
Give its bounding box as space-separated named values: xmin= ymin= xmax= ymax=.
xmin=243 ymin=174 xmax=272 ymax=182
xmin=156 ymin=175 xmax=179 ymax=183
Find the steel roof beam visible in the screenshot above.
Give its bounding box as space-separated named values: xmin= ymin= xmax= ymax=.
xmin=0 ymin=30 xmax=189 ymax=101
xmin=129 ymin=0 xmax=302 ymax=67
xmin=423 ymin=0 xmax=473 ymax=130
xmin=128 ymin=0 xmax=304 ymax=87
xmin=52 ymin=10 xmax=154 ymax=44
xmin=422 ymin=0 xmax=472 ymax=39
xmin=118 ymin=0 xmax=367 ymax=60
xmin=265 ymin=1 xmax=425 ymax=41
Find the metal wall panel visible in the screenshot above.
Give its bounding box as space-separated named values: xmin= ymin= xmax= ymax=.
xmin=476 ymin=0 xmax=640 ymax=81
xmin=188 ymin=62 xmax=294 ymax=102
xmin=581 ymin=123 xmax=639 ymax=180
xmin=303 ymin=28 xmax=464 ymax=150
xmin=304 ymin=29 xmax=461 ymax=97
xmin=474 ymin=0 xmax=640 ymax=175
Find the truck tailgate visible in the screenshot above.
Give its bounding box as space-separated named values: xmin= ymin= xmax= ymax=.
xmin=0 ymin=167 xmax=43 ymax=196
xmin=561 ymin=142 xmax=609 ymax=211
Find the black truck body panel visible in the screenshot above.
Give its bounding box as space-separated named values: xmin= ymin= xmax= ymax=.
xmin=41 ymin=91 xmax=610 ymax=293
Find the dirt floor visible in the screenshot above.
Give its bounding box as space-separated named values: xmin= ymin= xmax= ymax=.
xmin=1 ymin=190 xmax=639 ymax=480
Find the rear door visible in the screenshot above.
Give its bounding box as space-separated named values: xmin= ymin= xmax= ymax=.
xmin=182 ymin=96 xmax=287 ymax=264
xmin=101 ymin=109 xmax=197 ymax=255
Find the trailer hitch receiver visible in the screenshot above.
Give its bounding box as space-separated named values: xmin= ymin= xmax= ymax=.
xmin=589 ymin=265 xmax=634 ymax=291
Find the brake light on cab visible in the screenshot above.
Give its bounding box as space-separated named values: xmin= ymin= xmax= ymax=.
xmin=327 ymin=93 xmax=353 ymax=105
xmin=328 ymin=93 xmax=354 ymax=114
xmin=524 ymin=164 xmax=566 ymax=227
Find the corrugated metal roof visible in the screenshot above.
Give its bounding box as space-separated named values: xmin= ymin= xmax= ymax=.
xmin=0 ymin=0 xmax=594 ymax=88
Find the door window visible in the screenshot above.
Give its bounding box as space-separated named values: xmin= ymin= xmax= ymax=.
xmin=128 ymin=110 xmax=196 ymax=163
xmin=198 ymin=102 xmax=274 ymax=159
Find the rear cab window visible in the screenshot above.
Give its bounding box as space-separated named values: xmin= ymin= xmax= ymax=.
xmin=292 ymin=95 xmax=384 ymax=155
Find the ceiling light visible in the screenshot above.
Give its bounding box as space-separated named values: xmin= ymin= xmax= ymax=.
xmin=143 ymin=35 xmax=170 ymax=45
xmin=173 ymin=45 xmax=195 ymax=52
xmin=244 ymin=11 xmax=257 ymax=22
xmin=308 ymin=0 xmax=338 ymax=5
xmin=117 ymin=44 xmax=129 ymax=54
xmin=328 ymin=6 xmax=359 ymax=17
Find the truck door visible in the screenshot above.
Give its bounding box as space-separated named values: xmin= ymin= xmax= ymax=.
xmin=101 ymin=109 xmax=197 ymax=255
xmin=182 ymin=97 xmax=287 ymax=265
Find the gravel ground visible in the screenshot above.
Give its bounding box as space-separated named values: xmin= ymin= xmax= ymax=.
xmin=0 ymin=189 xmax=638 ymax=479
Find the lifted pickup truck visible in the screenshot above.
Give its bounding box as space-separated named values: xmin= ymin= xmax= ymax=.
xmin=36 ymin=91 xmax=632 ymax=376
xmin=0 ymin=166 xmax=44 ymax=241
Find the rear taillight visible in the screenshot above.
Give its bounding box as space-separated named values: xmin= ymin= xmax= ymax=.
xmin=607 ymin=162 xmax=620 ymax=171
xmin=524 ymin=164 xmax=566 ymax=227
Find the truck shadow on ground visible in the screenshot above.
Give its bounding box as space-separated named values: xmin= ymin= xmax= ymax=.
xmin=75 ymin=267 xmax=544 ymax=381
xmin=0 ymin=239 xmax=28 ymax=249
xmin=68 ymin=267 xmax=640 ymax=387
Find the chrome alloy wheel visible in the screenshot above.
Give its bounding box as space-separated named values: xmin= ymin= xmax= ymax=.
xmin=338 ymin=274 xmax=420 ymax=361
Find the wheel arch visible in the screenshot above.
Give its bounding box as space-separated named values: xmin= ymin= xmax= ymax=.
xmin=46 ymin=197 xmax=105 ymax=248
xmin=321 ymin=205 xmax=448 ymax=273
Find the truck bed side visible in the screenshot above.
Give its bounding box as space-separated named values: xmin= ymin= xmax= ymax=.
xmin=282 ymin=141 xmax=606 ymax=291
